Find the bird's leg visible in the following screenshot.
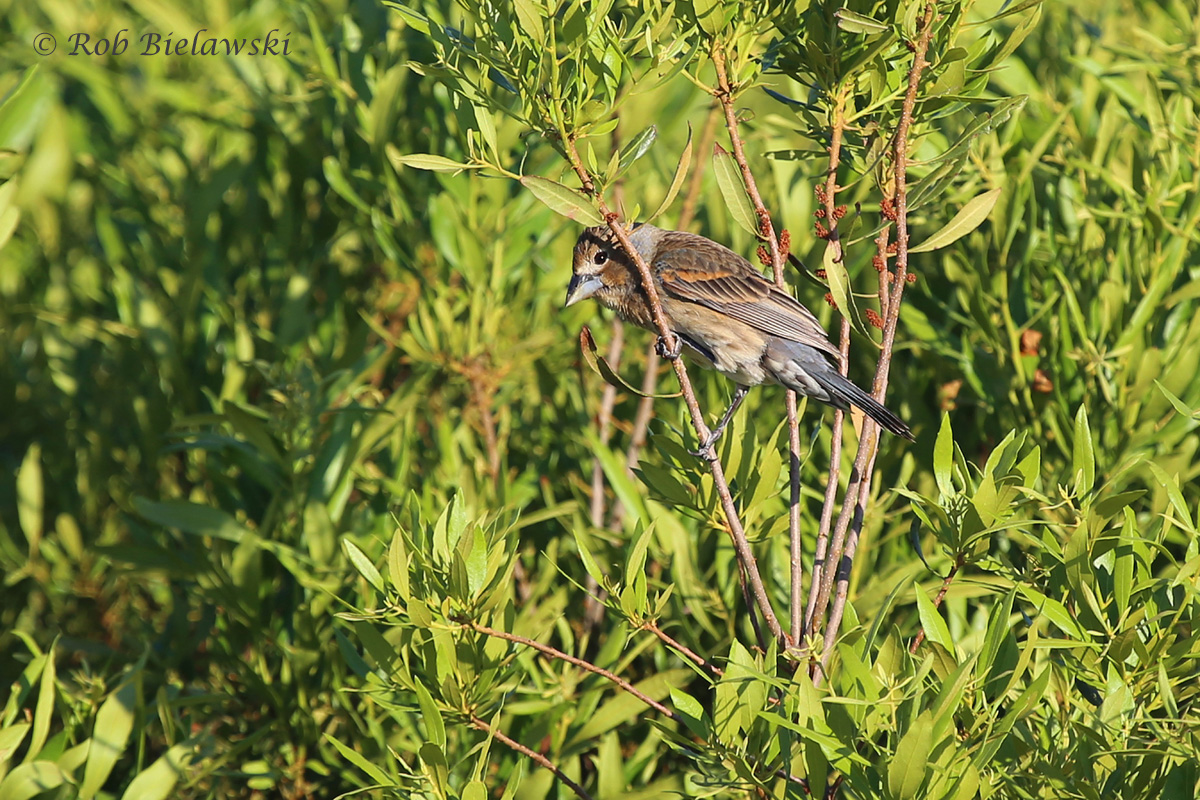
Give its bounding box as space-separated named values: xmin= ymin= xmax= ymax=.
xmin=691 ymin=385 xmax=750 ymax=458
xmin=654 ymin=334 xmax=683 ymax=360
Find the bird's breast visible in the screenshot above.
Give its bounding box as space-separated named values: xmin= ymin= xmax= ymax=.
xmin=664 ymin=299 xmax=771 ymax=387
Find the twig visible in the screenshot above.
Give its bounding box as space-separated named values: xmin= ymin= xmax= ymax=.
xmin=468 ymin=713 xmax=596 ymax=800
xmin=641 ymin=620 xmax=724 ymax=677
xmin=815 ymin=1 xmax=937 ymax=682
xmin=614 ymin=100 xmax=722 ymax=529
xmin=712 ymin=44 xmax=801 ymax=650
xmin=465 ymin=620 xmax=679 ymax=720
xmin=562 ymin=136 xmax=786 ymax=649
xmin=909 ymin=559 xmax=961 ymax=653
xmin=804 ymin=88 xmax=852 ymax=643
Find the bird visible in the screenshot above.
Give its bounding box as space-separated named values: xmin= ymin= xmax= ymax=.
xmin=564 ymin=223 xmax=913 ymax=453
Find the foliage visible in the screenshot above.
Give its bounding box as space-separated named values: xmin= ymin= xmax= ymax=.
xmin=1 ymin=0 xmax=1198 ymax=798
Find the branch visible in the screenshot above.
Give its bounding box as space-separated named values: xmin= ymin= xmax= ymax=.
xmin=711 ymin=44 xmax=803 ymax=649
xmin=641 ymin=620 xmax=724 ymax=677
xmin=614 ymin=100 xmax=723 ymax=529
xmin=804 ymin=88 xmax=852 ymax=643
xmin=562 ymin=136 xmax=786 ymax=648
xmin=465 ymin=620 xmax=679 ymax=720
xmin=468 ymin=713 xmax=596 ymax=800
xmin=815 ymin=1 xmax=938 ymax=681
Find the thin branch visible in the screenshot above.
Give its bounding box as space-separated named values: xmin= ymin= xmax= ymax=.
xmin=614 ymin=99 xmax=722 ymax=529
xmin=910 ymin=559 xmax=961 ymax=653
xmin=465 ymin=620 xmax=679 ymax=720
xmin=815 ymin=1 xmax=938 ymax=682
xmin=562 ymin=136 xmax=786 ymax=648
xmin=641 ymin=620 xmax=724 ymax=677
xmin=804 ymin=88 xmax=852 ymax=643
xmin=468 ymin=713 xmax=596 ymax=800
xmin=712 ymin=44 xmax=801 ymax=650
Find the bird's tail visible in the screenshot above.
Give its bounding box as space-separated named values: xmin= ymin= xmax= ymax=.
xmin=822 ymin=370 xmax=914 ymax=441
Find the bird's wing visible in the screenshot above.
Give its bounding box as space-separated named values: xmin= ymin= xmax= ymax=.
xmin=655 ymin=242 xmax=842 ymax=359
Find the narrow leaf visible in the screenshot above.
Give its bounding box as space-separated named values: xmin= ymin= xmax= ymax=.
xmin=579 ymin=327 xmax=679 ymax=398
xmin=387 ymin=146 xmax=474 ymax=173
xmin=647 ymin=125 xmax=693 ymax=222
xmin=712 ymin=145 xmax=758 ymax=237
xmin=521 ymin=176 xmax=604 ymax=225
xmin=909 ymin=188 xmax=1002 ymax=253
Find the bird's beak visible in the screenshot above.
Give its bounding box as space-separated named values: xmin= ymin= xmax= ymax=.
xmin=564 ymin=273 xmax=603 ymax=307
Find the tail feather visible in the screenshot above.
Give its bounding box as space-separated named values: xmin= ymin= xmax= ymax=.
xmin=824 ymin=371 xmax=914 ymax=440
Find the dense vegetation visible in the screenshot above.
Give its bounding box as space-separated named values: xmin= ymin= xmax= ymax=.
xmin=2 ymin=0 xmax=1199 ymax=797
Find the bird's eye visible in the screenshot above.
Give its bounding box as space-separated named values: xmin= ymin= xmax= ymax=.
xmin=594 ymin=251 xmax=608 ymax=266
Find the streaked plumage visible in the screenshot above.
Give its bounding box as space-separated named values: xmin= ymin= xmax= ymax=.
xmin=564 ymin=224 xmax=913 ymax=447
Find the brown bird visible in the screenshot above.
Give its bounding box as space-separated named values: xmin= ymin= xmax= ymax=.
xmin=565 ymin=224 xmax=913 ymax=451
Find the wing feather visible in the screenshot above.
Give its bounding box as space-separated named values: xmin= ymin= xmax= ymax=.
xmin=653 ymin=234 xmax=841 ymax=360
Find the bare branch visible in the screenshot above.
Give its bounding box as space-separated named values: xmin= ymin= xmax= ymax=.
xmin=465 ymin=620 xmax=679 ymax=720
xmin=468 ymin=713 xmax=596 ymax=800
xmin=711 ymin=44 xmax=802 ymax=650
xmin=816 ymin=1 xmax=938 ymax=680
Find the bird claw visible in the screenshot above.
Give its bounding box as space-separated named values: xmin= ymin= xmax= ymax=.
xmin=689 ymin=432 xmax=723 ymax=460
xmin=655 ymin=335 xmax=682 ymax=360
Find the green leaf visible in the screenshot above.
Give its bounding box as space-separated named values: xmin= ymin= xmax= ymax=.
xmin=909 ymin=188 xmax=1002 ymax=253
xmin=1017 ymin=585 xmax=1088 ymax=640
xmin=119 ymin=741 xmax=196 ymax=800
xmin=520 ymin=176 xmax=604 ymax=225
xmin=0 ymin=723 xmax=30 ymax=765
xmin=466 ymin=528 xmax=487 ymax=596
xmin=933 ymin=414 xmax=954 ymax=497
xmin=647 ymin=125 xmax=693 ymax=223
xmin=888 ymin=711 xmax=933 ymax=799
xmin=322 ymin=156 xmax=371 ymax=213
xmin=0 ymin=762 xmax=68 ymax=800
xmin=343 ymin=538 xmax=385 ymax=593
xmin=579 ymin=326 xmax=679 ymax=398
xmin=712 ymin=145 xmax=758 ymax=237
xmin=0 ymin=66 xmax=53 ymax=152
xmin=823 ymin=241 xmax=866 ymax=335
xmin=1155 ymin=379 xmax=1200 ymax=419
xmin=388 ymin=528 xmax=410 ymax=600
xmin=16 ymin=443 xmax=42 ymax=556
xmin=80 ymin=673 xmax=139 ymax=798
xmin=324 ymin=734 xmax=391 ymax=786
xmin=1071 ymin=404 xmax=1095 ymax=497
xmin=669 ymin=688 xmax=708 ymax=738
xmin=510 ymin=0 xmax=545 ymax=42
xmin=914 ymin=588 xmax=953 ymax=650
xmin=413 ymin=680 xmax=446 ymax=748
xmin=835 ymin=8 xmax=890 ymax=34
xmin=690 ymin=0 xmax=725 ymax=35
xmin=387 ymin=146 xmax=474 ymax=173
xmin=565 ymin=669 xmax=690 ymax=745
xmin=618 ymin=125 xmax=657 ymax=171
xmin=26 ymin=640 xmax=55 ymax=762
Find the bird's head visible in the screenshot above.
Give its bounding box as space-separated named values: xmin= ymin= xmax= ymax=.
xmin=564 ymin=224 xmax=660 ymax=308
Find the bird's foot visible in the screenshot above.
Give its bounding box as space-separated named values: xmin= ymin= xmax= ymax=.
xmin=655 ymin=335 xmax=682 ymax=360
xmin=689 ymin=430 xmax=724 ymax=460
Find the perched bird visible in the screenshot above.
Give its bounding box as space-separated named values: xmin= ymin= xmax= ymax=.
xmin=565 ymin=223 xmax=913 ymax=451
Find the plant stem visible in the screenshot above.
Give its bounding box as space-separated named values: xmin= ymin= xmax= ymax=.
xmin=468 ymin=713 xmax=596 ymax=800
xmin=814 ymin=1 xmax=938 ymax=682
xmin=712 ymin=43 xmax=800 ymax=649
